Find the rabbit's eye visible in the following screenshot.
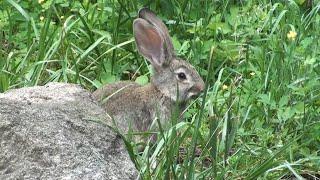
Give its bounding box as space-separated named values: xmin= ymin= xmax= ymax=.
xmin=178 ymin=72 xmax=187 ymax=80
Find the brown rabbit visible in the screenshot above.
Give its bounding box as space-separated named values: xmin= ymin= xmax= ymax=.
xmin=93 ymin=8 xmax=204 ymax=139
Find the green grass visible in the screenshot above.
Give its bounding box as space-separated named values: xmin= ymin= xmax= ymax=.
xmin=1 ymin=0 xmax=320 ymax=179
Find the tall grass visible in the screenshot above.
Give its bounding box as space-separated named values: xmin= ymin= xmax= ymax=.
xmin=1 ymin=0 xmax=319 ymax=179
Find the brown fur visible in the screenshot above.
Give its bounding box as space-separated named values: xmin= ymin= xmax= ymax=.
xmin=93 ymin=82 xmax=176 ymax=133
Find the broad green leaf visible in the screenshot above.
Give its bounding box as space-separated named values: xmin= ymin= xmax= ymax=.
xmin=135 ymin=75 xmax=149 ymax=85
xmin=279 ymin=95 xmax=289 ymax=107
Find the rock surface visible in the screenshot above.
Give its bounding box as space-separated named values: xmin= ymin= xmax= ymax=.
xmin=0 ymin=83 xmax=137 ymax=180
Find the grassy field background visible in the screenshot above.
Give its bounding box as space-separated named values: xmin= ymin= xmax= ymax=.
xmin=1 ymin=0 xmax=319 ymax=179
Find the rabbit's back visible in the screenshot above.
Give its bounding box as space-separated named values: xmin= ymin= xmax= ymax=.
xmin=93 ymin=81 xmax=141 ymax=101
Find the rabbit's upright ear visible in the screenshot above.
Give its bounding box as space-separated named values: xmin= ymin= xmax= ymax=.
xmin=133 ymin=18 xmax=166 ymax=70
xmin=138 ymin=8 xmax=175 ymax=60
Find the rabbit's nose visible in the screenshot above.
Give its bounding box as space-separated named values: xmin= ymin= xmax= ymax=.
xmin=195 ymin=82 xmax=205 ymax=93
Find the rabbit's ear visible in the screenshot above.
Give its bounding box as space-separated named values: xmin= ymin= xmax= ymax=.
xmin=138 ymin=8 xmax=175 ymax=60
xmin=133 ymin=18 xmax=166 ymax=70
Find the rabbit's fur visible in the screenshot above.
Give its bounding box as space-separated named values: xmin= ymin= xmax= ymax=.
xmin=93 ymin=8 xmax=204 ymax=137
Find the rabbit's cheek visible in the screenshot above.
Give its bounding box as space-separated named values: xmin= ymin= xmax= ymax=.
xmin=174 ymin=84 xmax=186 ymax=98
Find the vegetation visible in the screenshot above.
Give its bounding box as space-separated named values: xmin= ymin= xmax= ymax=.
xmin=1 ymin=0 xmax=319 ymax=179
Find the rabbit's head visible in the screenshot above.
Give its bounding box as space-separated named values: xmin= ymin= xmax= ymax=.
xmin=133 ymin=8 xmax=205 ymax=103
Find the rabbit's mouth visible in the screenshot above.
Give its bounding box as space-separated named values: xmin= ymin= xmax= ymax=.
xmin=187 ymin=84 xmax=204 ymax=99
xmin=188 ymin=91 xmax=200 ymax=100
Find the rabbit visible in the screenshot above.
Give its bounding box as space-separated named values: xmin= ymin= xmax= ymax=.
xmin=93 ymin=7 xmax=205 ymax=140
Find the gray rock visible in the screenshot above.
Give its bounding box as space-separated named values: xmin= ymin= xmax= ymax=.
xmin=0 ymin=83 xmax=138 ymax=180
